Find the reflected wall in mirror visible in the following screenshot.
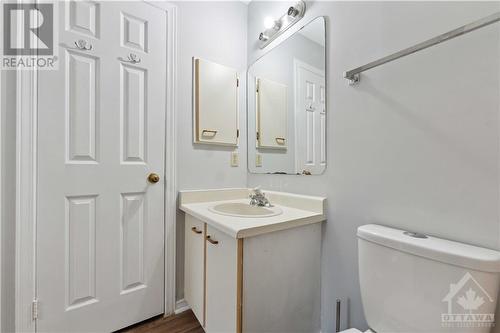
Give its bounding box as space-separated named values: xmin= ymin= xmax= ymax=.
xmin=247 ymin=17 xmax=326 ymax=175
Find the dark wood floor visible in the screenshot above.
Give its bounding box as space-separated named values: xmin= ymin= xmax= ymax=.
xmin=117 ymin=310 xmax=204 ymax=333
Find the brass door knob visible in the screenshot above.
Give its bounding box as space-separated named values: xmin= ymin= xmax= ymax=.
xmin=148 ymin=173 xmax=160 ymax=184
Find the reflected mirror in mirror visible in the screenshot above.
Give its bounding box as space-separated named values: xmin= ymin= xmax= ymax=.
xmin=247 ymin=17 xmax=326 ymax=175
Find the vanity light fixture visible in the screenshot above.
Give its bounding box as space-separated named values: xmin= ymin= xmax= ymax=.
xmin=259 ymin=32 xmax=269 ymax=42
xmin=258 ymin=1 xmax=306 ymax=49
xmin=263 ymin=16 xmax=280 ymax=30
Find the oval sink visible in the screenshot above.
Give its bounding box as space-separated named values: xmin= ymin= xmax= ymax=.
xmin=208 ymin=202 xmax=283 ymax=218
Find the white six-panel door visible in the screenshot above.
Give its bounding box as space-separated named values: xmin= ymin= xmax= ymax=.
xmin=37 ymin=2 xmax=166 ymax=331
xmin=295 ymin=61 xmax=326 ymax=175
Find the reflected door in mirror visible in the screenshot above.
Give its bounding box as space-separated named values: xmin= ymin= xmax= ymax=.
xmin=295 ymin=61 xmax=326 ymax=175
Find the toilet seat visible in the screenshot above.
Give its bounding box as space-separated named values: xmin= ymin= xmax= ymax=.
xmin=339 ymin=329 xmax=374 ymax=333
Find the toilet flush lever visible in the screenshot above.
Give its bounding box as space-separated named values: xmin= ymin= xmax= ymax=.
xmin=403 ymin=231 xmax=428 ymax=239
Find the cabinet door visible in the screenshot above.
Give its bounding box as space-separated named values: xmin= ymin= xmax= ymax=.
xmin=194 ymin=58 xmax=239 ymax=146
xmin=256 ymin=77 xmax=288 ymax=149
xmin=184 ymin=215 xmax=205 ymax=325
xmin=205 ymin=225 xmax=239 ymax=333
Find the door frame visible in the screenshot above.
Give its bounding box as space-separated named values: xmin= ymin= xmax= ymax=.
xmin=0 ymin=56 xmax=3 ymax=333
xmin=14 ymin=2 xmax=178 ymax=332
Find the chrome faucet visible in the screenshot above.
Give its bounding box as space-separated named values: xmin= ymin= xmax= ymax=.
xmin=249 ymin=188 xmax=271 ymax=207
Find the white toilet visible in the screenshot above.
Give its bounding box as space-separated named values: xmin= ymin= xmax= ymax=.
xmin=342 ymin=224 xmax=500 ymax=333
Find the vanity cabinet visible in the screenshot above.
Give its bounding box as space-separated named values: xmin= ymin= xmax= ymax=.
xmin=205 ymin=225 xmax=241 ymax=333
xmin=184 ymin=216 xmax=205 ymax=325
xmin=184 ymin=214 xmax=321 ymax=333
xmin=185 ymin=216 xmax=242 ymax=332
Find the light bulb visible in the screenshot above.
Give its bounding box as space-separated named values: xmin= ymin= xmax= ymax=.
xmin=263 ymin=16 xmax=276 ymax=30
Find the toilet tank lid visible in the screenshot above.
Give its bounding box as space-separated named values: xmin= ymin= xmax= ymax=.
xmin=357 ymin=224 xmax=500 ymax=273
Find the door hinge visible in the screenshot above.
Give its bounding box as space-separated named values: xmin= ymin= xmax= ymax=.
xmin=237 ymin=129 xmax=240 ymax=138
xmin=32 ymin=299 xmax=39 ymax=321
xmin=236 ymin=78 xmax=239 ymax=87
xmin=256 ymin=132 xmax=260 ymax=140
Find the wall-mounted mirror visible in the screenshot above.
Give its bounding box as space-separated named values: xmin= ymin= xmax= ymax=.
xmin=247 ymin=17 xmax=326 ymax=175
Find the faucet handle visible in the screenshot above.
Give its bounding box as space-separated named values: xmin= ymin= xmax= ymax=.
xmin=253 ymin=186 xmax=264 ymax=195
xmin=249 ymin=186 xmax=262 ymax=197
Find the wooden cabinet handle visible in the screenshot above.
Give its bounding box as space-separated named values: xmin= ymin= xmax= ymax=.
xmin=191 ymin=227 xmax=202 ymax=234
xmin=206 ymin=235 xmax=219 ymax=245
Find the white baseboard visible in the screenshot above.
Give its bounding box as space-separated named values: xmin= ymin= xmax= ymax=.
xmin=174 ymin=298 xmax=190 ymax=314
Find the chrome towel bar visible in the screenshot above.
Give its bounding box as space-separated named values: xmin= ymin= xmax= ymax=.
xmin=344 ymin=12 xmax=500 ymax=85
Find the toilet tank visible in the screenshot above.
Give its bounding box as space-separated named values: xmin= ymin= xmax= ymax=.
xmin=357 ymin=224 xmax=500 ymax=333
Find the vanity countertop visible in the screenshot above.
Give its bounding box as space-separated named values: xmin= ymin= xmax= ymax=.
xmin=179 ymin=188 xmax=326 ymax=238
